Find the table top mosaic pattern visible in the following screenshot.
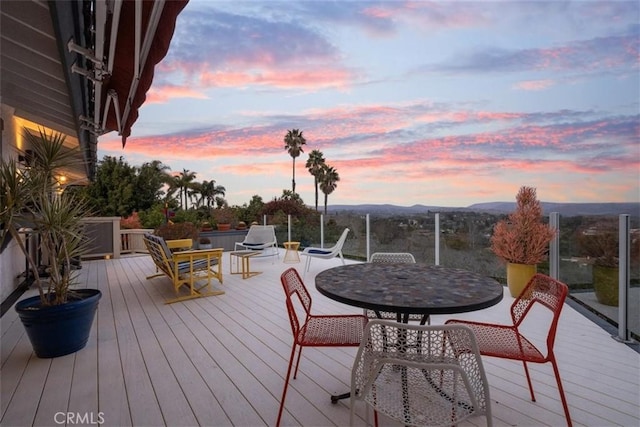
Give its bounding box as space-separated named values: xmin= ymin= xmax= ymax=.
xmin=316 ymin=263 xmax=504 ymax=315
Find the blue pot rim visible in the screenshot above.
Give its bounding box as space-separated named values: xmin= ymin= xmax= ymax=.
xmin=15 ymin=289 xmax=102 ymax=312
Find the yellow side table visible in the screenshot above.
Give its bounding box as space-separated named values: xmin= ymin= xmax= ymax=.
xmin=230 ymin=250 xmax=261 ymax=279
xmin=283 ymin=241 xmax=300 ymax=263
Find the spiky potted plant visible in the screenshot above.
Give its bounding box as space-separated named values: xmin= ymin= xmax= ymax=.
xmin=490 ymin=186 xmax=557 ymax=297
xmin=0 ymin=128 xmax=101 ymax=358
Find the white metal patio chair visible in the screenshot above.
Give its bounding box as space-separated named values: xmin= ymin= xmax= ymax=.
xmin=301 ymin=228 xmax=349 ymax=273
xmin=350 ymin=320 xmax=492 ymax=427
xmin=234 ymin=225 xmax=278 ymax=260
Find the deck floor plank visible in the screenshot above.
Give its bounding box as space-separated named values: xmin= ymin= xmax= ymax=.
xmin=94 ymin=256 xmax=133 ymax=427
xmin=105 ymin=257 xmax=166 ymax=427
xmin=33 ymin=354 xmax=74 ymax=426
xmin=1 ymin=352 xmax=51 ymax=426
xmin=125 ymin=260 xmax=229 ymax=427
xmin=116 ymin=260 xmax=203 ymax=427
xmin=0 ymin=251 xmax=638 ymax=427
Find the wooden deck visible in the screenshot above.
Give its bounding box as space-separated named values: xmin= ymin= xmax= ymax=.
xmin=2 ymin=251 xmax=639 ymax=426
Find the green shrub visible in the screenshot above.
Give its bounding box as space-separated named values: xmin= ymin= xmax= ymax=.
xmin=139 ymin=205 xmax=166 ymax=229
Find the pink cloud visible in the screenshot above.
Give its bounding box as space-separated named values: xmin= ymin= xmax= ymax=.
xmin=514 ymin=79 xmax=555 ymax=91
xmin=146 ymin=84 xmax=208 ymax=103
xmin=171 ymin=64 xmax=355 ymax=90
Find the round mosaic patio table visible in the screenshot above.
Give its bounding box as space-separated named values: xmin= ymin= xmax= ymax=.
xmin=315 ymin=263 xmax=504 ymax=322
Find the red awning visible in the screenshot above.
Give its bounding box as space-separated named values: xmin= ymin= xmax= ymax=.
xmin=100 ymin=0 xmax=188 ymax=146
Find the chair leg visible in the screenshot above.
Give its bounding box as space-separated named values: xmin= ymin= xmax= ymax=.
xmin=277 ymin=344 xmax=298 ymax=427
xmin=350 ymin=398 xmax=379 ymax=427
xmin=521 ymin=361 xmax=536 ymax=402
xmin=293 ymin=346 xmax=304 ymax=379
xmin=305 ymin=256 xmax=312 ymax=272
xmin=550 ymin=356 xmax=573 ymax=427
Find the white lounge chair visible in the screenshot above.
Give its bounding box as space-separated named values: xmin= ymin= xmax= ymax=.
xmin=234 ymin=225 xmax=278 ymax=259
xmin=301 ymin=228 xmax=349 ymax=273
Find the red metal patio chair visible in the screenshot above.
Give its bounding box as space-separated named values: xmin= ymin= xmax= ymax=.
xmin=277 ymin=267 xmax=368 ymax=427
xmin=446 ymin=273 xmax=572 ymax=427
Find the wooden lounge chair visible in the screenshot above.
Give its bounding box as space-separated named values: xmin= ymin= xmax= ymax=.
xmin=143 ymin=233 xmax=224 ymax=304
xmin=234 ymin=225 xmax=278 ymax=259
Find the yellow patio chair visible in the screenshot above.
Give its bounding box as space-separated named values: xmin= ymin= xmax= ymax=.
xmin=143 ymin=233 xmax=224 ymax=304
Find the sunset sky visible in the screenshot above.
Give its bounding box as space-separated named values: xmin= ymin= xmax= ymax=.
xmin=97 ymin=0 xmax=640 ymax=208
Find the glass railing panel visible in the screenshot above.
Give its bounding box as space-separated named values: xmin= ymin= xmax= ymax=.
xmin=279 ymin=209 xmax=638 ymax=339
xmin=559 ymin=214 xmax=639 ymax=340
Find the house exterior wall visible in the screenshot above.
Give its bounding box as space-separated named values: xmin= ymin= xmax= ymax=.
xmin=1 ymin=105 xmax=27 ymax=304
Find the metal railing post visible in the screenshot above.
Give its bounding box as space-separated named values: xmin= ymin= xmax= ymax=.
xmin=614 ymin=214 xmax=632 ymax=343
xmin=366 ymin=214 xmax=370 ymax=262
xmin=549 ymin=212 xmax=560 ymax=280
xmin=435 ymin=213 xmax=440 ymax=266
xmin=320 ymin=215 xmax=324 ymax=248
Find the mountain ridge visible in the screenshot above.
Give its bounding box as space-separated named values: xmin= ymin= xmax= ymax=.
xmin=326 ymin=202 xmax=639 ymax=217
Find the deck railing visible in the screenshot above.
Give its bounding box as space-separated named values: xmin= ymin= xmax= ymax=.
xmin=85 ymin=213 xmax=638 ymax=341
xmin=271 ymin=211 xmax=638 ymax=342
xmin=120 ymin=228 xmax=154 ymax=254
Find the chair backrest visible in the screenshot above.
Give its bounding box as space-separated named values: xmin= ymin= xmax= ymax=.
xmin=511 ymin=273 xmax=568 ymax=353
xmin=370 ymin=252 xmax=415 ymax=264
xmin=352 ymin=320 xmax=491 ymax=426
xmin=243 ymin=225 xmax=277 ymax=245
xmin=326 ymin=228 xmax=349 ymax=253
xmin=143 ymin=233 xmax=173 ymax=277
xmin=280 ymin=268 xmax=312 ymax=339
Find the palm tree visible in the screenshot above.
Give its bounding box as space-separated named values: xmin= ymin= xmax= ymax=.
xmin=283 ymin=129 xmax=306 ymax=194
xmin=175 ymin=169 xmax=197 ymax=209
xmin=305 ymin=149 xmax=325 ymax=211
xmin=164 ymin=177 xmax=180 ymax=208
xmin=319 ymin=164 xmax=339 ymax=215
xmin=199 ymin=180 xmax=226 ymax=209
xmin=188 ymin=182 xmax=203 ymax=208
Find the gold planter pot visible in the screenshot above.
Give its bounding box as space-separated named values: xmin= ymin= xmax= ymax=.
xmin=593 ymin=265 xmax=618 ymax=306
xmin=507 ymin=263 xmax=537 ymax=298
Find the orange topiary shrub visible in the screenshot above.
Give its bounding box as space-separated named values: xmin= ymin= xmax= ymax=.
xmin=490 ymin=186 xmax=556 ymax=265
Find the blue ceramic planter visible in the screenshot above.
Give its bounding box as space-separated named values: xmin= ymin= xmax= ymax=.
xmin=15 ymin=289 xmax=101 ymax=358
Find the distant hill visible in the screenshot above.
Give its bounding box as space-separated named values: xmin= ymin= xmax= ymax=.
xmin=468 ymin=202 xmax=640 ymax=216
xmin=327 ymin=202 xmax=639 ymax=217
